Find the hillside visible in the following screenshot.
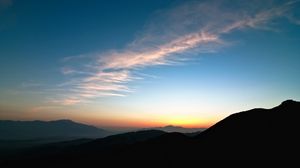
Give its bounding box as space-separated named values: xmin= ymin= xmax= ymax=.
xmin=1 ymin=100 xmax=299 ymax=167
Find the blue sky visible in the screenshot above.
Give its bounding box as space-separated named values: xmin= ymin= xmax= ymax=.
xmin=0 ymin=0 xmax=300 ymax=127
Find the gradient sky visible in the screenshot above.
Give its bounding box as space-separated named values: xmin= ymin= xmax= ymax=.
xmin=1 ymin=0 xmax=300 ymax=128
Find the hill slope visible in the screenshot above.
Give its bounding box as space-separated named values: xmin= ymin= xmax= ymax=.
xmin=2 ymin=100 xmax=299 ymax=167
xmin=148 ymin=125 xmax=205 ymax=133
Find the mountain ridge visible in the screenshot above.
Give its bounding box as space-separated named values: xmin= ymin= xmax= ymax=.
xmin=144 ymin=125 xmax=206 ymax=133
xmin=0 ymin=119 xmax=110 ymax=140
xmin=1 ymin=100 xmax=299 ymax=167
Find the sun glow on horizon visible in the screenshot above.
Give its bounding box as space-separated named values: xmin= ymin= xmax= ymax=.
xmin=167 ymin=117 xmax=211 ymax=128
xmin=0 ymin=0 xmax=300 ymax=128
xmin=81 ymin=114 xmax=217 ymax=129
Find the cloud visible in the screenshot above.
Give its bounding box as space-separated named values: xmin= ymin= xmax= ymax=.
xmin=100 ymin=32 xmax=220 ymax=70
xmin=57 ymin=98 xmax=81 ymax=106
xmin=61 ymin=67 xmax=76 ymax=75
xmin=52 ymin=0 xmax=298 ymax=105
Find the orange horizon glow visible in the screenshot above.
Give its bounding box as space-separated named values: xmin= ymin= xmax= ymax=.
xmin=1 ymin=0 xmax=300 ymax=139
xmin=1 ymin=106 xmax=221 ymax=129
xmin=78 ymin=116 xmax=217 ymax=129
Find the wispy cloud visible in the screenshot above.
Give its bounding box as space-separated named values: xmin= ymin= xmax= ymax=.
xmin=51 ymin=0 xmax=298 ymax=105
xmin=100 ymin=32 xmax=220 ymax=70
xmin=61 ymin=67 xmax=76 ymax=75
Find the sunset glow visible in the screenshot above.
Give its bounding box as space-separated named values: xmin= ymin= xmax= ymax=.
xmin=0 ymin=0 xmax=300 ymax=129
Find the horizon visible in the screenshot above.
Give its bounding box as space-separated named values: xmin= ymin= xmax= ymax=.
xmin=0 ymin=118 xmax=208 ymax=130
xmin=1 ymin=0 xmax=300 ymax=128
xmin=1 ymin=99 xmax=297 ymax=129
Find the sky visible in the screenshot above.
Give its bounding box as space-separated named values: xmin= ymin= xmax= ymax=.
xmin=0 ymin=0 xmax=300 ymax=128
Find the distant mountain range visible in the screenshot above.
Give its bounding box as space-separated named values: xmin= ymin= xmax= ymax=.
xmin=0 ymin=119 xmax=203 ymax=155
xmin=0 ymin=119 xmax=204 ymax=141
xmin=1 ymin=100 xmax=299 ymax=167
xmin=0 ymin=119 xmax=110 ymax=140
xmin=146 ymin=125 xmax=205 ymax=133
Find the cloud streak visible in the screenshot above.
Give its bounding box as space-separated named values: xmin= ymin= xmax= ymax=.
xmin=52 ymin=0 xmax=298 ymax=105
xmin=100 ymin=32 xmax=220 ymax=70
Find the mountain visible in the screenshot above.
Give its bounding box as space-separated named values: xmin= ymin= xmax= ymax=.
xmin=0 ymin=119 xmax=110 ymax=140
xmin=0 ymin=130 xmax=167 ymax=165
xmin=1 ymin=100 xmax=299 ymax=167
xmin=147 ymin=125 xmax=205 ymax=133
xmin=196 ymin=99 xmax=299 ymax=143
xmin=119 ymin=99 xmax=300 ymax=166
xmin=103 ymin=125 xmax=205 ymax=134
xmin=62 ymin=130 xmax=167 ymax=155
xmin=85 ymin=129 xmax=165 ymax=147
xmin=190 ymin=99 xmax=300 ymax=165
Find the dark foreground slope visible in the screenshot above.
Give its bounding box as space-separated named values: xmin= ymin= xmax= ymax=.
xmin=196 ymin=99 xmax=299 ymax=146
xmin=2 ymin=100 xmax=299 ymax=167
xmin=192 ymin=99 xmax=300 ymax=165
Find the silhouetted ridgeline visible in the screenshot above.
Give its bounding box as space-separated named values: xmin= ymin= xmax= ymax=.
xmin=1 ymin=100 xmax=299 ymax=167
xmin=145 ymin=125 xmax=205 ymax=133
xmin=0 ymin=119 xmax=110 ymax=140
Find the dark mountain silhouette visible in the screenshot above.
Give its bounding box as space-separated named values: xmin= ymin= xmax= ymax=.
xmin=104 ymin=125 xmax=205 ymax=134
xmin=84 ymin=129 xmax=165 ymax=147
xmin=1 ymin=100 xmax=299 ymax=167
xmin=195 ymin=99 xmax=299 ymax=145
xmin=0 ymin=130 xmax=168 ymax=166
xmin=40 ymin=129 xmax=165 ymax=151
xmin=0 ymin=119 xmax=110 ymax=140
xmin=146 ymin=125 xmax=205 ymax=133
